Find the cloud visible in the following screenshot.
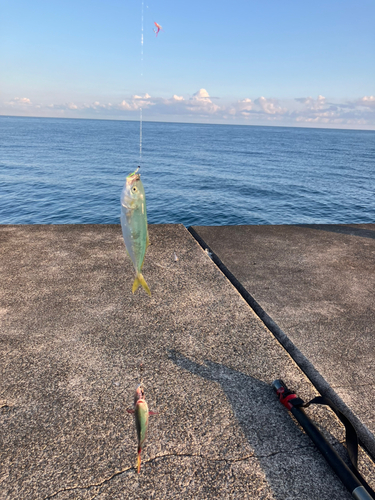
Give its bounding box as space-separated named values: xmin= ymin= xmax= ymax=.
xmin=255 ymin=96 xmax=287 ymax=115
xmin=7 ymin=97 xmax=32 ymax=106
xmin=119 ymin=100 xmax=138 ymax=111
xmin=119 ymin=93 xmax=154 ymax=111
xmin=48 ymin=102 xmax=79 ymax=110
xmin=295 ymin=95 xmax=326 ymax=110
xmin=357 ymin=96 xmax=375 ymax=108
xmin=192 ymin=89 xmax=210 ymax=100
xmin=133 ymin=93 xmax=151 ymax=100
xmin=1 ymin=91 xmax=375 ymax=129
xmin=185 ymin=88 xmax=220 ymax=114
xmin=291 ymin=95 xmax=375 ymax=126
xmin=239 ymin=98 xmax=252 ymax=107
xmin=227 ymin=98 xmax=253 ymax=116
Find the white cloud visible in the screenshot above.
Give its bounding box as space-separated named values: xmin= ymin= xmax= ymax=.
xmin=119 ymin=94 xmax=154 ymax=111
xmin=1 ymin=91 xmax=375 ymax=129
xmin=239 ymin=98 xmax=252 ymax=106
xmin=192 ymin=88 xmax=210 ymax=100
xmin=291 ymin=95 xmax=375 ymax=127
xmin=7 ymin=97 xmax=32 ymax=106
xmin=255 ymin=96 xmax=287 ymax=115
xmin=295 ymin=95 xmax=326 ymax=110
xmin=47 ymin=102 xmax=79 ymax=110
xmin=133 ymin=93 xmax=151 ymax=100
xmin=185 ymin=89 xmax=220 ymax=114
xmin=89 ymin=101 xmax=113 ymax=109
xmin=357 ymin=96 xmax=375 ymax=107
xmin=46 ymin=101 xmax=113 ymax=111
xmin=227 ymin=98 xmax=253 ymax=117
xmin=120 ymin=100 xmax=137 ymax=111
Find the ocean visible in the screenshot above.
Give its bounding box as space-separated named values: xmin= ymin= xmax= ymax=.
xmin=0 ymin=116 xmax=374 ymax=226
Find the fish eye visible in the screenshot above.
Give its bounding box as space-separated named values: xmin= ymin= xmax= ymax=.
xmin=132 ymin=186 xmax=137 ymax=193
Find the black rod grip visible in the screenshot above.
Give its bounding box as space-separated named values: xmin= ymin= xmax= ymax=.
xmin=273 ymin=380 xmax=374 ymax=500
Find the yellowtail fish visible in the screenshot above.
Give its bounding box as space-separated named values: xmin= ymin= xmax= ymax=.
xmin=120 ymin=169 xmax=151 ymax=296
xmin=126 ymin=384 xmax=157 ymax=473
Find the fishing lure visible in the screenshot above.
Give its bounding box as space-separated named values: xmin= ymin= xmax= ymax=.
xmin=153 ymin=22 xmax=163 ymax=37
xmin=120 ymin=169 xmax=151 ymax=296
xmin=127 ymin=384 xmax=157 ymax=473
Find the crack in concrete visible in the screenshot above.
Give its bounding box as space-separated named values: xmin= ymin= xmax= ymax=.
xmin=43 ymin=446 xmax=311 ymax=499
xmin=43 ymin=467 xmax=133 ymax=500
xmin=42 ymin=454 xmax=255 ymax=499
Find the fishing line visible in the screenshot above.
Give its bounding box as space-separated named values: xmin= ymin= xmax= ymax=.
xmin=138 ymin=0 xmax=161 ymax=168
xmin=139 ymin=0 xmax=144 ymax=167
xmin=139 ymin=106 xmax=142 ymax=166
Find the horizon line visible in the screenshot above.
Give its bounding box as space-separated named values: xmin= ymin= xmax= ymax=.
xmin=1 ymin=113 xmax=374 ymax=133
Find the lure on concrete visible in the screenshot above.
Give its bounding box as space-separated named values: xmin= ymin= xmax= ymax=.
xmin=127 ymin=384 xmax=157 ymax=473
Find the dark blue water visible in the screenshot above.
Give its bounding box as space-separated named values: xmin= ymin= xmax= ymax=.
xmin=0 ymin=116 xmax=374 ymax=225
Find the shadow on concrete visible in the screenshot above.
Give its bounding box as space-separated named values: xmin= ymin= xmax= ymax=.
xmin=168 ymin=350 xmax=352 ymax=500
xmin=294 ymin=224 xmax=375 ymax=239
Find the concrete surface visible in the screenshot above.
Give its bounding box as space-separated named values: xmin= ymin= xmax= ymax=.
xmin=191 ymin=224 xmax=375 ymax=459
xmin=1 ymin=224 xmax=374 ymax=499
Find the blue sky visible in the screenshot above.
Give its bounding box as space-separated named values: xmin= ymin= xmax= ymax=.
xmin=1 ymin=0 xmax=375 ymax=128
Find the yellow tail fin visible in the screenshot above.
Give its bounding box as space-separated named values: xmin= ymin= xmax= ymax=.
xmin=132 ymin=273 xmax=151 ymax=297
xmin=137 ymin=453 xmax=141 ymax=473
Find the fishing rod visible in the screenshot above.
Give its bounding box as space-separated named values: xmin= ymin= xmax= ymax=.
xmin=272 ymin=380 xmax=374 ymax=500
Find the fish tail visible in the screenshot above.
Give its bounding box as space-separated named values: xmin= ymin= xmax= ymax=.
xmin=137 ymin=450 xmax=142 ymax=473
xmin=132 ymin=274 xmax=151 ymax=297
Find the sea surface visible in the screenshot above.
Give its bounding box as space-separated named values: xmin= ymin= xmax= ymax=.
xmin=0 ymin=116 xmax=374 ymax=226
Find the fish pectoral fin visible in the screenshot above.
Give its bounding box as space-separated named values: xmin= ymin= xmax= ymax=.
xmin=132 ymin=274 xmax=151 ymax=297
xmin=126 ymin=409 xmax=135 ymax=414
xmin=148 ymin=410 xmax=158 ymax=415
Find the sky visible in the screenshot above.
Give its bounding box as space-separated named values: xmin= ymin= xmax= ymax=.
xmin=1 ymin=0 xmax=375 ymax=129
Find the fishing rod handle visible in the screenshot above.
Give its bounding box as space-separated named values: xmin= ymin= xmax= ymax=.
xmin=352 ymin=486 xmax=375 ymax=500
xmin=272 ymin=380 xmax=374 ymax=500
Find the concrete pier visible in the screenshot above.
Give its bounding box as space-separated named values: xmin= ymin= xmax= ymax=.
xmin=191 ymin=224 xmax=375 ymax=456
xmin=1 ymin=224 xmax=374 ymax=499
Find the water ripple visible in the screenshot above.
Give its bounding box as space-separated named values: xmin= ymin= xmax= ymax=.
xmin=0 ymin=117 xmax=374 ymax=226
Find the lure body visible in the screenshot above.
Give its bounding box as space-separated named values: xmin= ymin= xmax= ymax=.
xmin=127 ymin=385 xmax=157 ymax=473
xmin=120 ymin=171 xmax=150 ymax=296
xmin=153 ymin=22 xmax=163 ymax=37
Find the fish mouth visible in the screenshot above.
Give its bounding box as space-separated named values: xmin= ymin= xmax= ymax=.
xmin=121 ymin=201 xmax=133 ymax=209
xmin=135 ymin=384 xmax=145 ymax=402
xmin=127 ymin=173 xmax=141 ymax=185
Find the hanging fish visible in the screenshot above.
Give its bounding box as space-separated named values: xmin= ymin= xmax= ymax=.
xmin=153 ymin=22 xmax=163 ymax=37
xmin=120 ymin=169 xmax=151 ymax=296
xmin=127 ymin=384 xmax=157 ymax=473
